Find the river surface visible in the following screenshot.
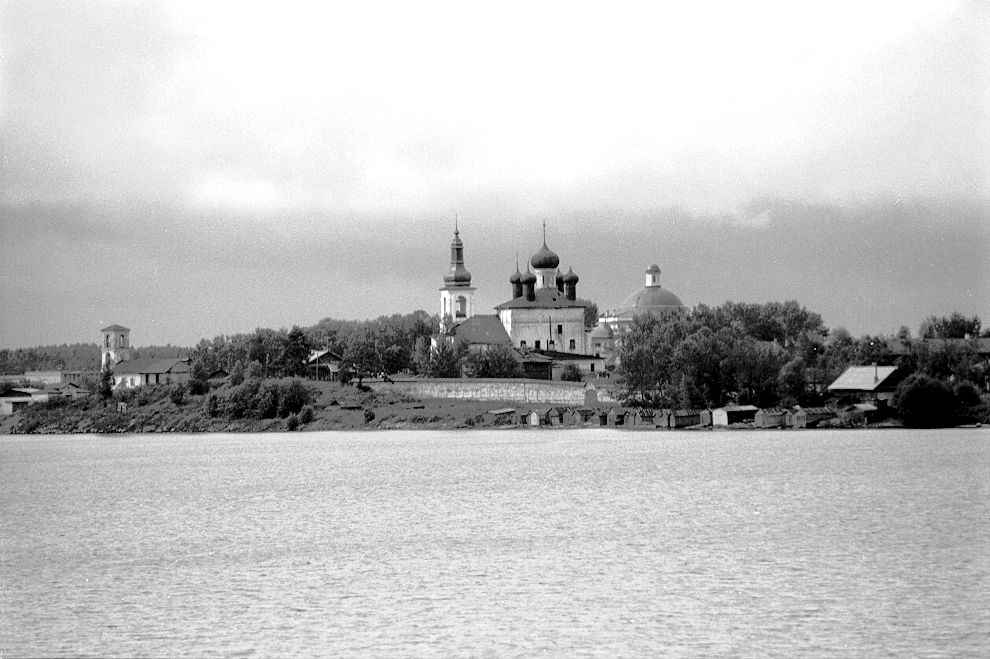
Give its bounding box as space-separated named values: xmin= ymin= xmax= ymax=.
xmin=1 ymin=429 xmax=989 ymax=657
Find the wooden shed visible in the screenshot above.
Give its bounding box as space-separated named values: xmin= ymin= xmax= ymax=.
xmin=669 ymin=409 xmax=702 ymax=428
xmin=712 ymin=405 xmax=759 ymax=426
xmin=790 ymin=407 xmax=834 ymax=428
xmin=754 ymin=408 xmax=789 ymax=428
xmin=699 ymin=409 xmax=713 ymax=426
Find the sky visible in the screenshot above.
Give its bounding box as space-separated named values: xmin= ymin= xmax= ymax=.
xmin=1 ymin=0 xmax=988 ymax=349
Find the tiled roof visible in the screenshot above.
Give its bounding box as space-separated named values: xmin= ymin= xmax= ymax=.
xmin=495 ymin=289 xmax=590 ymax=310
xmin=101 ymin=324 xmax=130 ymax=332
xmin=452 ymin=315 xmax=511 ymax=345
xmin=112 ymin=358 xmax=189 ymax=375
xmin=827 ymin=365 xmax=899 ymax=391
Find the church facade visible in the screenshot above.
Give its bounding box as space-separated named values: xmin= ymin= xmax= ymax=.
xmin=437 ymin=223 xmax=602 ymax=376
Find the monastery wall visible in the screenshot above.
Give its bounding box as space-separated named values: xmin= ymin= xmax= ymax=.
xmin=367 ymin=377 xmax=617 ymax=406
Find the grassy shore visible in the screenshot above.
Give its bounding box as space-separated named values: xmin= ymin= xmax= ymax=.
xmin=1 ymin=379 xmax=574 ymax=434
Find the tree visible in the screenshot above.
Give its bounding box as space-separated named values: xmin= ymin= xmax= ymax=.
xmin=892 ymin=373 xmax=957 ymax=428
xmin=582 ymin=302 xmax=600 ymax=329
xmin=279 ymin=326 xmax=311 ymax=377
xmin=617 ymin=312 xmax=688 ymax=407
xmin=465 ymin=344 xmax=522 ymax=378
xmin=424 ymin=338 xmax=465 ymax=378
xmin=920 ymin=313 xmax=982 ymax=339
xmin=97 ymin=368 xmax=113 ymax=400
xmin=560 ymin=363 xmax=583 ymax=382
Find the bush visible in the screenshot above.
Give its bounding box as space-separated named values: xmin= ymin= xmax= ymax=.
xmin=169 ymin=385 xmax=186 ymax=406
xmin=954 ymin=381 xmax=983 ymax=409
xmin=299 ymin=405 xmax=314 ymax=424
xmin=364 ymin=407 xmax=375 ymax=424
xmin=560 ymin=364 xmax=583 ymax=382
xmin=285 ymin=414 xmax=300 ymax=431
xmin=893 ymin=373 xmax=957 ymax=428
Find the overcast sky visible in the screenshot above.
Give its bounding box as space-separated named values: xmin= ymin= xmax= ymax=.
xmin=2 ymin=0 xmax=987 ymax=349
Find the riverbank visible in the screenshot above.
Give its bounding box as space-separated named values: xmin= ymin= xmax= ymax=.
xmin=4 ymin=378 xmax=983 ymax=434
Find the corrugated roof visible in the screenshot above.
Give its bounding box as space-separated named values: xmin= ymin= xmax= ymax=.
xmin=495 ymin=289 xmax=590 ymax=310
xmin=452 ymin=315 xmax=511 ymax=345
xmin=112 ymin=358 xmax=189 ymax=375
xmin=827 ymin=365 xmax=898 ymax=391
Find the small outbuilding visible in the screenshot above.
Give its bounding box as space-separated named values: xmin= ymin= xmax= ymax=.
xmin=789 ymin=406 xmax=835 ymax=428
xmin=669 ymin=409 xmax=702 ymax=428
xmin=712 ymin=405 xmax=759 ymax=427
xmin=754 ymin=408 xmax=789 ymax=428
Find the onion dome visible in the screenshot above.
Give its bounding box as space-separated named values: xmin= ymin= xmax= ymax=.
xmin=510 ymin=263 xmax=522 ymax=285
xmin=563 ymin=267 xmax=579 ymax=284
xmin=443 ymin=227 xmax=472 ymax=286
xmin=531 ymin=241 xmax=560 ymax=270
xmin=521 ymin=266 xmax=537 ymax=284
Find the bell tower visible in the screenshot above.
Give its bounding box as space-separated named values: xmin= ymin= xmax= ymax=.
xmin=100 ymin=324 xmax=131 ymax=370
xmin=439 ymin=219 xmax=475 ymax=333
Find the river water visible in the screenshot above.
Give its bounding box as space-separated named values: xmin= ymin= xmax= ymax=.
xmin=1 ymin=429 xmax=988 ymax=657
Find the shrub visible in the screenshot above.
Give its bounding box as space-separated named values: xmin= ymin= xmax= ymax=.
xmin=954 ymin=381 xmax=983 ymax=409
xmin=285 ymin=414 xmax=300 ymax=431
xmin=892 ymin=373 xmax=957 ymax=428
xmin=364 ymin=407 xmax=375 ymax=424
xmin=277 ymin=379 xmax=311 ymax=418
xmin=299 ymin=405 xmax=314 ymax=424
xmin=169 ymin=384 xmax=185 ymax=406
xmin=560 ymin=364 xmax=583 ymax=382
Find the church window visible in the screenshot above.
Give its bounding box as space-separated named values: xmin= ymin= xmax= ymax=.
xmin=557 ymin=324 xmax=563 ymax=334
xmin=535 ymin=340 xmax=541 ymax=350
xmin=456 ymin=296 xmax=467 ymax=317
xmin=590 ymin=363 xmax=595 ymax=372
xmin=569 ymin=339 xmax=576 ymax=350
xmin=520 ymin=340 xmax=526 ymax=347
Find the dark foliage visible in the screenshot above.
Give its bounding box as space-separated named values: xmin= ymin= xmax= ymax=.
xmin=559 ymin=364 xmax=583 ymax=382
xmin=892 ymin=374 xmax=958 ymax=428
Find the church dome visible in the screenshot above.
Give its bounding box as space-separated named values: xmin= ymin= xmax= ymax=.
xmin=563 ymin=267 xmax=579 ymax=284
xmin=509 ymin=267 xmax=522 ymax=284
xmin=521 ymin=267 xmax=537 ymax=284
xmin=620 ymin=287 xmax=684 ymax=311
xmin=531 ymin=242 xmax=560 ymax=270
xmin=444 ymin=266 xmax=472 ymax=285
xmin=618 ymin=264 xmax=684 ymax=315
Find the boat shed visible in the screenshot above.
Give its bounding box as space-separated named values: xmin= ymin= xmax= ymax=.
xmin=712 ymin=405 xmax=759 ymax=426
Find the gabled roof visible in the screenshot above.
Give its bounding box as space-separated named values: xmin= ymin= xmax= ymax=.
xmin=112 ymin=358 xmax=189 ymax=375
xmin=306 ymin=348 xmax=343 ymax=364
xmin=101 ymin=324 xmax=130 ymax=332
xmin=496 ymin=289 xmax=590 ymax=311
xmin=827 ymin=365 xmax=899 ymax=391
xmin=452 ymin=315 xmax=511 ymax=345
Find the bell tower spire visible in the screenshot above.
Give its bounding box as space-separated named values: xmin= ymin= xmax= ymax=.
xmin=439 ymin=218 xmax=476 ymax=333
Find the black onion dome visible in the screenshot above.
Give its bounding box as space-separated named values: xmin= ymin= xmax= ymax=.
xmin=521 ymin=266 xmax=537 ymax=284
xmin=563 ymin=267 xmax=579 ymax=284
xmin=510 ymin=267 xmax=522 ymax=284
xmin=530 ymin=241 xmax=560 ymax=270
xmin=444 ymin=264 xmax=472 ymax=285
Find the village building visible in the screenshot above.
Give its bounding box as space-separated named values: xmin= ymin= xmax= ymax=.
xmin=100 ymin=324 xmax=132 ymax=370
xmin=827 ymin=365 xmax=904 ymax=404
xmin=111 ymin=358 xmax=190 ymax=389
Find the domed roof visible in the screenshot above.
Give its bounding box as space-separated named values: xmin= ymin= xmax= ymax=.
xmin=620 ymin=286 xmax=684 ymax=312
xmin=509 ymin=267 xmax=522 ymax=284
xmin=531 ymin=241 xmax=559 ymax=270
xmin=444 ymin=265 xmax=472 ymax=285
xmin=618 ymin=264 xmax=684 ymax=315
xmin=563 ymin=267 xmax=579 ymax=284
xmin=521 ymin=266 xmax=537 ymax=284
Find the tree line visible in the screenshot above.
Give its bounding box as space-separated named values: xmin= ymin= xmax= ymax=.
xmin=616 ymin=305 xmax=988 ymax=411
